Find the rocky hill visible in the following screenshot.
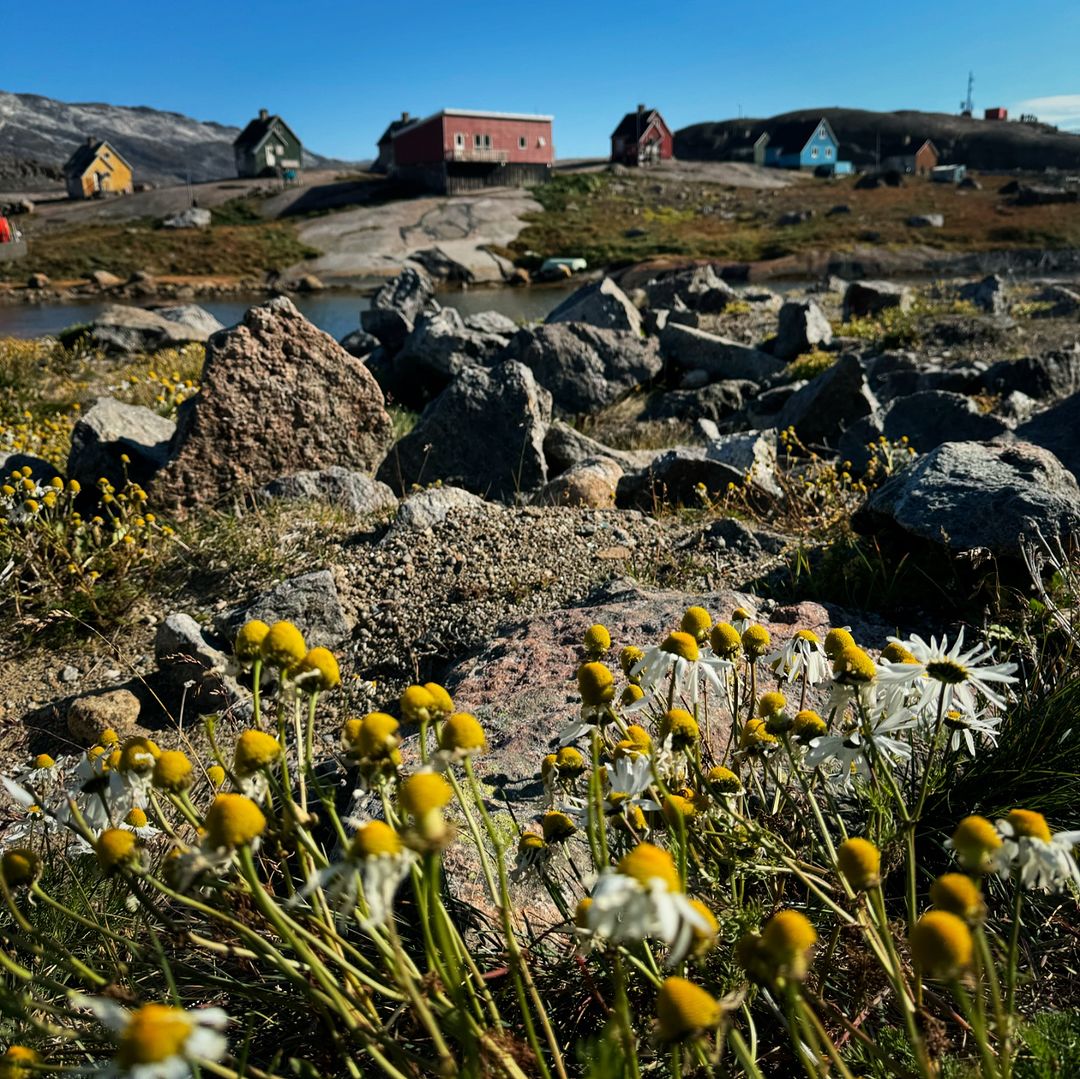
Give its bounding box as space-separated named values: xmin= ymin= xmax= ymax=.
xmin=675 ymin=107 xmax=1080 ymax=171
xmin=0 ymin=90 xmax=339 ymax=189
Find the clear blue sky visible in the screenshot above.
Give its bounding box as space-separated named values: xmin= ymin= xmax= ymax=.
xmin=6 ymin=0 xmax=1080 ymax=159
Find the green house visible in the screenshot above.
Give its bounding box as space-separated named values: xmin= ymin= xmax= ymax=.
xmin=233 ymin=109 xmax=303 ymax=180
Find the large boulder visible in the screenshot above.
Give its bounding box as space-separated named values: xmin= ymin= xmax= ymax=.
xmin=981 ymin=351 xmax=1080 ymax=402
xmin=163 ymin=207 xmax=212 ymax=229
xmin=858 ymin=440 xmax=1080 ymax=556
xmin=377 ymin=361 xmax=552 ymax=500
xmin=703 ymin=430 xmax=780 ymax=498
xmin=659 ymin=324 xmax=786 ymax=382
xmin=384 ymin=307 xmax=511 ymax=408
xmin=842 ymin=280 xmax=914 ymax=321
xmin=155 ymin=297 xmax=394 ymax=511
xmin=959 ymin=274 xmax=1007 ymax=314
xmin=408 ymin=244 xmax=513 ymax=285
xmin=774 ymin=300 xmax=833 ymax=360
xmin=389 ymin=486 xmax=489 ymax=533
xmin=360 ymin=265 xmax=436 ymax=353
xmin=534 ymin=457 xmax=622 ymax=508
xmin=643 ymin=264 xmax=737 ymax=312
xmin=74 ymin=304 xmax=215 ymax=354
xmin=617 ymin=447 xmax=744 ymax=508
xmin=544 ymin=276 xmax=642 ymax=335
xmin=67 ymin=397 xmax=175 ymax=495
xmin=465 ymin=310 xmax=519 ymax=336
xmin=542 ymin=420 xmax=654 ymax=477
xmin=497 ymin=323 xmax=661 ymax=414
xmin=775 ymin=354 xmax=879 ymax=446
xmin=151 ymin=304 xmax=225 ymax=338
xmin=882 ymin=391 xmax=1011 ymax=451
xmin=1017 ymin=392 xmax=1080 ymax=482
xmin=642 ymin=381 xmax=753 ymax=424
xmin=260 ymin=468 xmax=398 ymax=517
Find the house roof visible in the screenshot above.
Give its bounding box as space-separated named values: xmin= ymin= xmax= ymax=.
xmin=233 ymin=114 xmax=302 ymax=152
xmin=764 ymin=118 xmax=835 ymax=154
xmin=611 ymin=108 xmax=666 ymax=141
xmin=879 ymin=136 xmax=938 ymax=159
xmin=377 ymin=117 xmax=413 ymax=145
xmin=62 ymin=139 xmax=131 ymax=177
xmin=392 ymin=108 xmax=554 ymax=139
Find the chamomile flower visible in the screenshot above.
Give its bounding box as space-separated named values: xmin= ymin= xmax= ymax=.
xmin=75 ymin=995 xmax=228 ymax=1079
xmin=586 ymin=842 xmax=711 ymax=965
xmin=944 ymin=708 xmax=1002 ymax=757
xmin=558 ymin=663 xmax=616 ymax=745
xmin=766 ymin=630 xmax=830 ymax=686
xmin=630 ymin=632 xmax=729 ymax=710
xmin=878 ymin=630 xmax=1018 ymax=716
xmin=996 ymin=809 xmax=1080 ymax=893
xmin=122 ymin=807 xmax=161 ymax=842
xmin=510 ymin=832 xmax=549 ymax=882
xmin=565 ymin=753 xmax=659 ymax=826
xmin=804 ymin=707 xmax=916 ymax=788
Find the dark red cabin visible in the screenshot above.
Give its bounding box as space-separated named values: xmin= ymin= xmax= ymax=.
xmin=610 ymin=105 xmax=674 ymax=166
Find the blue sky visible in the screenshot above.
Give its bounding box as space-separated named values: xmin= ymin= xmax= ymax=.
xmin=6 ymin=0 xmax=1080 ymax=159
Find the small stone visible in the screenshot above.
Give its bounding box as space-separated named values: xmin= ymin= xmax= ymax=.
xmin=59 ymin=665 xmax=80 ymax=684
xmin=67 ymin=689 xmax=141 ymax=744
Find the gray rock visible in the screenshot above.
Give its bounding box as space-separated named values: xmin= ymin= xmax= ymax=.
xmin=497 ymin=323 xmax=661 ymax=414
xmin=999 ymin=391 xmax=1039 ymax=425
xmin=1018 ymin=391 xmax=1080 ymax=482
xmin=775 ymin=355 xmax=880 ymax=446
xmin=704 ymin=430 xmax=780 ymax=497
xmin=534 ymin=457 xmax=622 ymax=508
xmin=843 ymin=280 xmax=914 ymax=321
xmin=542 ymin=420 xmax=654 ymax=477
xmin=339 ymin=328 xmax=380 ymax=358
xmin=377 ymin=361 xmax=552 ymax=500
xmin=680 ymin=368 xmax=711 ymax=390
xmin=360 ymin=265 xmax=435 ymax=353
xmin=1032 ymin=284 xmax=1080 ymax=317
xmin=67 ymin=688 xmax=142 ymax=744
xmin=390 ymin=486 xmax=489 ymax=532
xmin=151 ymin=304 xmax=225 ymax=337
xmin=774 ymin=300 xmax=833 ymax=360
xmin=163 ymin=207 xmax=212 ymax=229
xmin=90 ymin=270 xmax=123 ymax=289
xmin=643 ymin=264 xmax=738 ymax=312
xmin=779 ymin=209 xmax=814 ymax=226
xmin=59 ymin=665 xmax=80 ymax=684
xmin=643 ymin=308 xmax=670 ymax=335
xmin=545 ymin=276 xmax=642 ymax=335
xmin=981 ymin=351 xmax=1080 ymax=401
xmin=464 ymin=310 xmax=519 ymax=336
xmin=408 ymin=244 xmax=513 ymax=285
xmin=389 ymin=307 xmax=511 ymax=408
xmin=690 ymin=517 xmax=788 ymax=556
xmin=617 ymin=447 xmax=744 ymax=509
xmin=76 ymin=303 xmax=215 ymax=353
xmin=859 ymin=440 xmax=1080 ymax=556
xmin=642 ymin=380 xmax=753 ymax=424
xmin=221 ymin=570 xmax=351 ymax=649
xmin=907 ymin=213 xmax=944 ymax=228
xmin=0 ymin=452 xmax=59 ymax=485
xmin=882 ymin=391 xmax=1010 ymax=451
xmin=744 ymin=381 xmax=807 ymax=429
xmin=67 ymin=397 xmax=175 ymax=495
xmin=261 ymin=468 xmax=398 ymax=516
xmin=659 ymin=323 xmax=786 ymax=381
xmin=156 ymin=612 xmax=233 ymax=699
xmin=959 ymin=274 xmax=1007 ymax=314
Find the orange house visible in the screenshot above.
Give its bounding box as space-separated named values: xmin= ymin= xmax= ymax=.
xmin=63 ymin=138 xmax=134 ymax=199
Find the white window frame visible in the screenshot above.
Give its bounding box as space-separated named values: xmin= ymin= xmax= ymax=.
xmin=455 ymin=132 xmax=465 ymax=148
xmin=474 ymin=133 xmax=483 ymax=148
xmin=810 ymin=146 xmax=819 ymax=159
xmin=825 ymin=146 xmax=833 ymax=159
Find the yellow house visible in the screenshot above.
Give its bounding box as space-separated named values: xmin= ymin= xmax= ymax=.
xmin=63 ymin=138 xmax=134 ymax=199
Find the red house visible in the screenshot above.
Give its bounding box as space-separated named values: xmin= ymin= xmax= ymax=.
xmin=984 ymin=107 xmax=1008 ymax=121
xmin=389 ymin=109 xmax=554 ymax=194
xmin=610 ymin=105 xmax=674 ymax=166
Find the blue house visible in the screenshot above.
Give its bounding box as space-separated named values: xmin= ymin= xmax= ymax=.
xmin=756 ymin=118 xmax=851 ymax=174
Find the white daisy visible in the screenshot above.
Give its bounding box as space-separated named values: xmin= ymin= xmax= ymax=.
xmin=804 ymin=708 xmax=916 ymax=788
xmin=767 ymin=631 xmax=830 ymax=686
xmin=996 ymin=810 xmax=1080 ymax=893
xmin=75 ymin=995 xmax=228 ymax=1079
xmin=631 ymin=631 xmax=729 ymax=710
xmin=944 ymin=709 xmax=1002 ymax=758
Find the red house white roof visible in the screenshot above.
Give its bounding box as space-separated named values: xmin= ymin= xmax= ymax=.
xmin=393 ymin=108 xmax=554 ymax=138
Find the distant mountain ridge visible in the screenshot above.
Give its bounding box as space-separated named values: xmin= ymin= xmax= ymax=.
xmin=675 ymin=107 xmax=1080 ymax=171
xmin=0 ymin=90 xmax=340 ymax=190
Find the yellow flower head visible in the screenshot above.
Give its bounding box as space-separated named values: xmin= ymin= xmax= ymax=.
xmin=706 ymin=765 xmax=742 ymax=794
xmin=741 ymin=624 xmax=771 ymax=658
xmin=1 ymin=848 xmax=41 ymax=888
xmin=881 ymin=641 xmax=918 ymax=665
xmin=740 ymin=718 xmax=778 ymax=750
xmin=233 ymin=730 xmax=282 ymax=776
xmin=661 ymin=631 xmax=699 ymax=662
xmin=583 ymin=623 xmax=612 ymax=655
xmin=833 ymin=644 xmax=877 ymax=683
xmin=1006 ymin=808 xmax=1052 ymax=843
xmin=438 ymin=712 xmax=487 ymax=755
xmin=400 ymin=772 xmax=453 ymax=817
xmin=349 ymin=820 xmax=403 ymax=859
xmin=618 ymin=842 xmax=681 ymax=892
xmin=620 ymin=684 xmax=644 ymax=707
xmin=234 ymin=619 xmax=270 ymax=663
xmin=31 ymin=753 xmax=55 ymax=770
xmin=423 ymin=683 xmax=454 ymax=718
xmin=555 ymin=745 xmax=586 ymax=775
xmin=619 ymin=645 xmax=645 ymax=678
xmin=623 ymin=725 xmax=652 ymax=754
xmin=837 ymin=837 xmax=881 ymax=891
xmin=540 ymin=753 xmax=558 ymax=779
xmin=204 ymin=794 xmax=267 ymax=849
xmin=126 ymin=808 xmax=149 ymax=829
xmin=951 ymin=815 xmax=1003 ymax=873
xmin=541 ymin=811 xmax=577 ymax=843
xmin=519 ymin=832 xmax=546 ymax=857
xmin=574 ymin=896 xmax=592 ymax=928
xmin=207 ymin=765 xmax=226 ymax=789
xmin=792 ymin=709 xmax=827 ymax=742
xmin=709 ymin=622 xmax=742 ymax=658
xmin=96 ymin=828 xmax=138 ymax=872
xmin=688 ymin=898 xmax=720 ymax=955
xmin=152 ymin=750 xmax=194 ymax=793
xmin=117 ymin=1004 xmax=193 ymax=1068
xmin=577 ymin=662 xmax=615 ymax=707
xmin=680 ymin=606 xmax=712 ymax=643
xmin=100 ymin=728 xmax=120 ymax=746
xmin=0 ymin=1045 xmax=40 ymax=1079
xmin=823 ymin=627 xmax=856 ymax=660
xmin=760 ymin=909 xmax=817 ymax=980
xmin=118 ymin=737 xmax=159 ymax=775
xmin=930 ymin=874 xmax=986 ymax=923
xmin=400 ymin=684 xmax=437 ymax=724
xmin=757 ymin=691 xmax=787 ymax=718
xmin=260 ymin=621 xmax=307 ymax=668
xmin=291 ymin=647 xmax=341 ymax=692
xmin=660 ymin=708 xmax=699 ymax=750
xmin=663 ymin=794 xmax=697 ymax=824
xmin=910 ymin=910 xmax=973 ymax=980
xmin=344 ymin=713 xmax=400 ymax=759
xmin=656 ymin=977 xmax=722 ymax=1043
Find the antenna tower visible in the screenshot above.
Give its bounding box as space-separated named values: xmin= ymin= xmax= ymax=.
xmin=960 ymin=71 xmax=974 ymax=116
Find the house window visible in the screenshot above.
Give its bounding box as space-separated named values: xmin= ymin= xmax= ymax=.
xmin=825 ymin=147 xmax=833 ymax=159
xmin=519 ymin=136 xmax=527 ymax=149
xmin=474 ymin=134 xmax=483 ymax=148
xmin=538 ymin=136 xmax=546 ymax=147
xmin=484 ymin=134 xmax=492 ymax=148
xmin=455 ymin=133 xmax=465 ymax=148
xmin=810 ymin=146 xmax=819 ymax=159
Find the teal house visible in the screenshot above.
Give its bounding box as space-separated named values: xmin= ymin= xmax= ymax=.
xmin=756 ymin=118 xmax=850 ymax=174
